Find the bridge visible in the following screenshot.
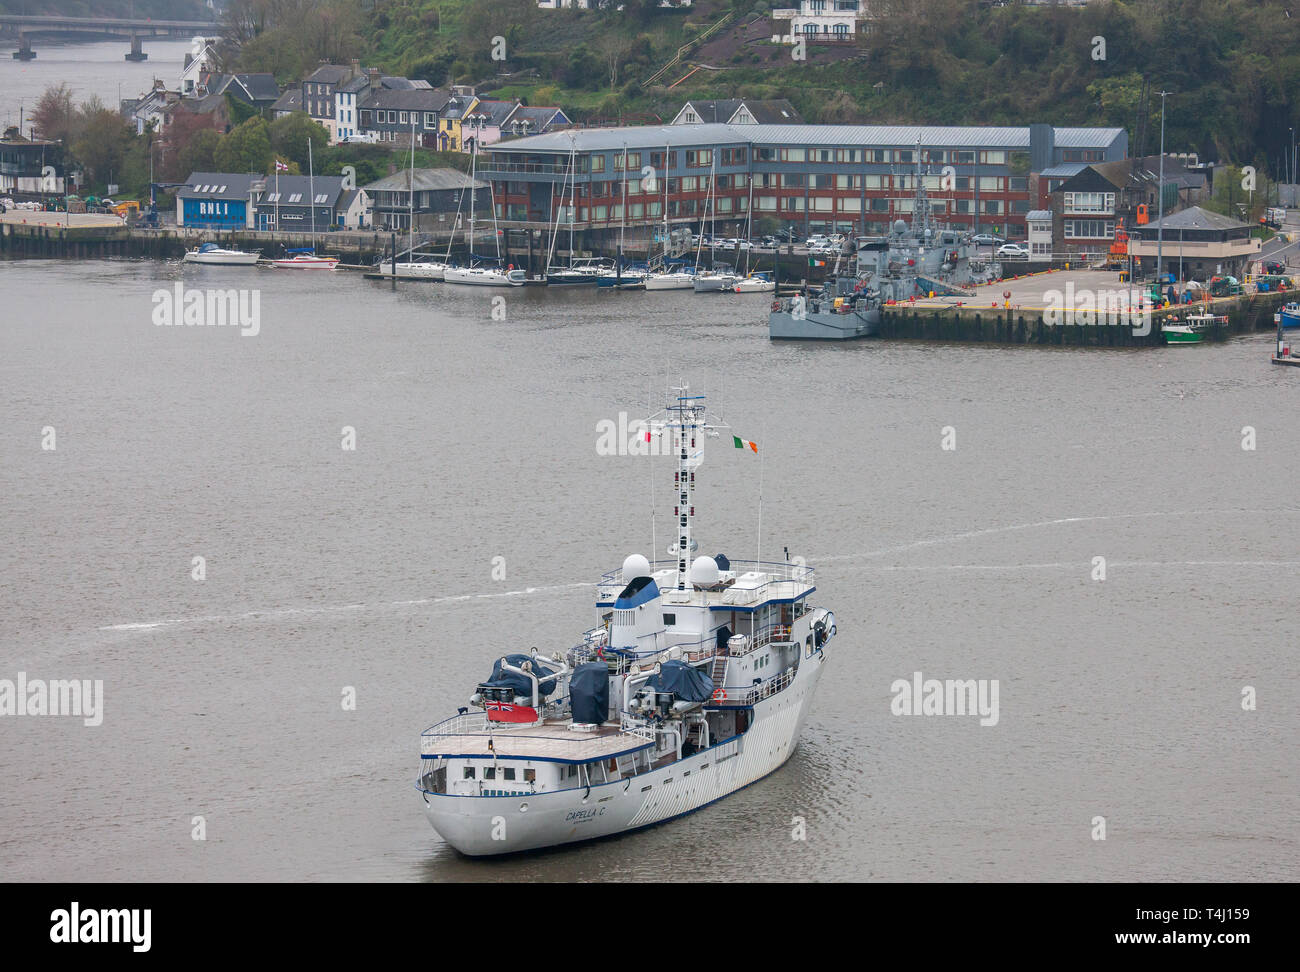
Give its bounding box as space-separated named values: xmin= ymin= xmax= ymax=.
xmin=0 ymin=15 xmax=220 ymax=61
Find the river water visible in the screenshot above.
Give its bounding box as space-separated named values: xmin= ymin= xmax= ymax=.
xmin=1 ymin=257 xmax=1297 ymax=882
xmin=0 ymin=38 xmax=194 ymax=130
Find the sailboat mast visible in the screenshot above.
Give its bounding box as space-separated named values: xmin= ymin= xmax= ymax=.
xmin=662 ymin=140 xmax=669 ymax=266
xmin=308 ymin=136 xmax=315 ymax=248
xmin=408 ymin=116 xmax=416 ymax=259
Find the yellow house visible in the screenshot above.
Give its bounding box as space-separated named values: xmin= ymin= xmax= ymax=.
xmin=438 ymin=90 xmax=479 ymax=152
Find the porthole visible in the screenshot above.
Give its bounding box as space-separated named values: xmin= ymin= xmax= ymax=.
xmin=519 ymin=802 xmax=529 ymax=813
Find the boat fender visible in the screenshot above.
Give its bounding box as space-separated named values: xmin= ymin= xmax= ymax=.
xmin=771 ymin=300 xmax=781 ymax=311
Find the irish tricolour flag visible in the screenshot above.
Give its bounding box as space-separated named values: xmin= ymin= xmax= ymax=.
xmin=732 ymin=435 xmax=758 ymax=453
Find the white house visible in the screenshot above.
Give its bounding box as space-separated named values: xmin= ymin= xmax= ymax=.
xmin=1026 ymin=210 xmax=1053 ymax=259
xmin=179 ymin=41 xmax=220 ymax=97
xmin=772 ymin=0 xmax=864 ymax=41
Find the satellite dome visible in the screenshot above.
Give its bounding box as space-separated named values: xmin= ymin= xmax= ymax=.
xmin=621 ymin=553 xmax=651 ymax=584
xmin=689 ymin=556 xmax=720 ymax=587
xmin=893 ymin=219 xmax=907 ymax=234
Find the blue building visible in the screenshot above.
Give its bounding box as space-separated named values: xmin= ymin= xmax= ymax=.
xmin=176 ymin=173 xmax=259 ymax=229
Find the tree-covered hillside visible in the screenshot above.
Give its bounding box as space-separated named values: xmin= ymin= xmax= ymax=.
xmin=217 ymin=0 xmax=1300 ymax=171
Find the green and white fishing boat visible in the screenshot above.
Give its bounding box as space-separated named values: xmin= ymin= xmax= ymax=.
xmin=1163 ymin=311 xmax=1225 ymax=345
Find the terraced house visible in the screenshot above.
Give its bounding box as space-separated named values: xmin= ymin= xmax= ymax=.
xmin=480 ymin=122 xmax=1127 ymax=242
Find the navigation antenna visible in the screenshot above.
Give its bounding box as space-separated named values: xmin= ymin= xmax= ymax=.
xmin=643 ymin=380 xmax=745 ymax=591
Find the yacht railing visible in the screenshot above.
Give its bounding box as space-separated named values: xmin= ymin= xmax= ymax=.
xmin=596 ymin=559 xmax=815 ymax=604
xmin=717 ymin=666 xmax=798 ymax=707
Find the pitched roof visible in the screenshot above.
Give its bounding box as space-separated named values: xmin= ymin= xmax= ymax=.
xmin=261 ymin=174 xmax=348 ymax=207
xmin=360 ymin=87 xmax=450 ymax=112
xmin=1140 ymin=205 xmax=1249 ymax=231
xmin=272 ymin=87 xmax=302 ymax=112
xmin=231 ymin=73 xmax=281 ymax=103
xmin=178 ymin=172 xmax=259 ymax=200
xmin=678 ymin=99 xmax=743 ymax=123
xmin=362 ymin=167 xmax=488 ymax=192
xmin=505 ymin=105 xmax=570 ymax=130
xmin=306 ymin=64 xmax=353 ymax=85
xmin=731 ymin=99 xmax=802 ymax=124
xmin=489 ymin=123 xmax=1127 ymax=155
xmin=1026 ymin=210 xmax=1052 ymax=220
xmin=471 ymin=99 xmax=521 ymax=127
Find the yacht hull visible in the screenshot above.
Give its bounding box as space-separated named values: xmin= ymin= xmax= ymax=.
xmin=421 ymin=643 xmax=828 ymax=856
xmin=644 ymin=274 xmax=696 ymax=291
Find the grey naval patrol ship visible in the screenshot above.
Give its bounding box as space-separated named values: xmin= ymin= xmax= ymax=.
xmin=416 ymin=384 xmax=835 ymax=855
xmin=769 ymin=154 xmax=995 ymax=340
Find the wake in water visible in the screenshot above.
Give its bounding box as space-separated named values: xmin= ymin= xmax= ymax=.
xmin=98 ymin=508 xmax=1300 ymax=634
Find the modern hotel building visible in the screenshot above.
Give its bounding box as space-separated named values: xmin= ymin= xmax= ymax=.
xmin=480 ymin=122 xmax=1127 ymax=242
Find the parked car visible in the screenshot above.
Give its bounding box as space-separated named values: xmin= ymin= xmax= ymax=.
xmin=804 ymin=234 xmax=830 ymax=248
xmin=996 ymin=242 xmax=1029 ymax=258
xmin=971 ymin=234 xmax=1005 ymax=246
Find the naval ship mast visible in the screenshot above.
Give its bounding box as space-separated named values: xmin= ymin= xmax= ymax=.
xmin=644 ymin=382 xmax=737 ymax=592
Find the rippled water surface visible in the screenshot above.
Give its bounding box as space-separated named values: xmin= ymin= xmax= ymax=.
xmin=1 ymin=258 xmax=1297 ymax=881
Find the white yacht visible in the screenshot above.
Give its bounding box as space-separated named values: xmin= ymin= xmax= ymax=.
xmin=443 ymin=266 xmax=527 ymax=287
xmin=182 ymin=242 xmax=261 ymax=265
xmin=693 ymin=268 xmax=738 ymax=293
xmin=416 ymin=384 xmax=835 ymax=855
xmin=644 ymin=269 xmax=697 ymax=291
xmin=387 ymin=259 xmax=450 ymax=280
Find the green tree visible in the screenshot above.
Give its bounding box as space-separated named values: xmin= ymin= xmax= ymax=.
xmin=269 ymin=112 xmax=331 ymax=169
xmin=213 ymin=116 xmax=273 ymax=174
xmin=72 ymin=98 xmax=133 ymax=190
xmin=178 ymin=129 xmax=222 ymax=178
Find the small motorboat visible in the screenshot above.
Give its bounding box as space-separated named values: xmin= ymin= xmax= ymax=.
xmin=1272 ymin=301 xmax=1300 ymax=329
xmin=183 ymin=242 xmax=261 ymax=265
xmin=272 ymin=248 xmax=338 ymax=270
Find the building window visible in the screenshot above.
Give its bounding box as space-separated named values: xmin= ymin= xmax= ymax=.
xmin=590 ymin=155 xmax=605 ymax=173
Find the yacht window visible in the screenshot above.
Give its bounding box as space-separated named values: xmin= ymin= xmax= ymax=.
xmin=524 ymin=768 xmax=536 ymax=782
xmin=463 ymin=766 xmax=475 ymax=779
xmin=484 ymin=767 xmax=496 ymax=780
xmin=663 ymin=613 xmax=676 ymax=625
xmin=503 ymin=768 xmax=516 ymax=781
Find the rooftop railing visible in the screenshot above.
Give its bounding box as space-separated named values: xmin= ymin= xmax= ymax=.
xmin=596 ymin=559 xmax=814 ymax=605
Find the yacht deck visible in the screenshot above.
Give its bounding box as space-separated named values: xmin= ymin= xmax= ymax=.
xmin=421 ymin=718 xmax=654 ymax=764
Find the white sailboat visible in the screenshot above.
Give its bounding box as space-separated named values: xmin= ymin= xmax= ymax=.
xmin=731 ymin=179 xmax=774 ymax=293
xmin=692 ymin=160 xmax=736 ymax=293
xmin=272 ymin=137 xmax=338 ymax=269
xmin=645 ymin=140 xmax=696 ymax=291
xmin=389 ymin=118 xmax=451 ymax=280
xmin=415 ymin=382 xmax=835 ymax=855
xmin=444 ymin=125 xmax=520 ymax=287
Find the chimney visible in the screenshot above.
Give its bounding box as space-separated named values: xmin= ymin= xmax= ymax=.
xmin=350 ymin=58 xmax=361 ymax=80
